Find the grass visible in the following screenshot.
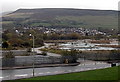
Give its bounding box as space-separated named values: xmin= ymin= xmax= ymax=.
xmin=23 ymin=66 xmax=119 ymax=80
xmin=31 ymin=23 xmax=51 ymax=27
xmin=0 ymin=21 xmax=14 ymax=24
xmin=3 ymin=13 xmax=118 ymax=30
xmin=44 ymin=40 xmax=76 ymax=43
xmin=3 ymin=13 xmax=32 ymax=18
xmin=56 ymin=15 xmax=118 ymax=29
xmin=40 ymin=48 xmax=64 ymax=54
xmin=97 ymin=45 xmax=120 ymax=48
xmin=89 ymin=40 xmax=111 ymax=44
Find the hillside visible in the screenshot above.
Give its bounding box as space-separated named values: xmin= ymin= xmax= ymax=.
xmin=2 ymin=8 xmax=118 ymax=30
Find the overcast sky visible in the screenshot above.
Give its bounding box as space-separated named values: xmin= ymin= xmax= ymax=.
xmin=0 ymin=0 xmax=120 ymax=13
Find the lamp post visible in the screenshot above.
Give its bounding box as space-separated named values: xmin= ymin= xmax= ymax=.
xmin=29 ymin=34 xmax=35 ymax=77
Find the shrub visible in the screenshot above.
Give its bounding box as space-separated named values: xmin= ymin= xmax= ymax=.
xmin=27 ymin=48 xmax=32 ymax=52
xmin=3 ymin=50 xmax=15 ymax=59
xmin=41 ymin=51 xmax=47 ymax=56
xmin=90 ymin=40 xmax=110 ymax=44
xmin=2 ymin=41 xmax=9 ymax=49
xmin=61 ymin=49 xmax=79 ymax=63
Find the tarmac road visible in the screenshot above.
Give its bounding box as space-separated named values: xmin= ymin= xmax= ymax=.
xmin=1 ymin=59 xmax=111 ymax=81
xmin=33 ymin=43 xmax=61 ymax=57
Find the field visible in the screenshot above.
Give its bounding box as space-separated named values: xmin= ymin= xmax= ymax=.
xmin=89 ymin=40 xmax=111 ymax=44
xmin=97 ymin=45 xmax=120 ymax=48
xmin=22 ymin=66 xmax=119 ymax=80
xmin=44 ymin=40 xmax=76 ymax=43
xmin=2 ymin=15 xmax=117 ymax=30
xmin=56 ymin=15 xmax=118 ymax=29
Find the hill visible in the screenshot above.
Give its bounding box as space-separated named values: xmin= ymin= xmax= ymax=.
xmin=2 ymin=8 xmax=118 ymax=30
xmin=1 ymin=11 xmax=13 ymax=16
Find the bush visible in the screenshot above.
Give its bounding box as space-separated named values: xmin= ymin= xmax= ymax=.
xmin=90 ymin=40 xmax=110 ymax=44
xmin=27 ymin=48 xmax=32 ymax=52
xmin=61 ymin=49 xmax=79 ymax=63
xmin=41 ymin=51 xmax=47 ymax=56
xmin=3 ymin=50 xmax=15 ymax=59
xmin=2 ymin=41 xmax=9 ymax=49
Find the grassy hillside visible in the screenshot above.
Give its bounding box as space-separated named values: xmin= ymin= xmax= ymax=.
xmin=2 ymin=8 xmax=118 ymax=30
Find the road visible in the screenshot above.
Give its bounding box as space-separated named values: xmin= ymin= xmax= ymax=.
xmin=1 ymin=59 xmax=112 ymax=80
xmin=1 ymin=43 xmax=119 ymax=81
xmin=33 ymin=43 xmax=61 ymax=57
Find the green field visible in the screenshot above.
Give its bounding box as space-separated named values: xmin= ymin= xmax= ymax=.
xmin=22 ymin=66 xmax=119 ymax=80
xmin=56 ymin=15 xmax=118 ymax=29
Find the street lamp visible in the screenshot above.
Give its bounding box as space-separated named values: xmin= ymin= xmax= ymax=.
xmin=29 ymin=33 xmax=35 ymax=77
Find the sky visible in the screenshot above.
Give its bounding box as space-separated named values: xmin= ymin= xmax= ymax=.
xmin=0 ymin=0 xmax=120 ymax=13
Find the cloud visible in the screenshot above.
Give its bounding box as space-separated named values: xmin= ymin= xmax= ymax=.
xmin=1 ymin=0 xmax=120 ymax=12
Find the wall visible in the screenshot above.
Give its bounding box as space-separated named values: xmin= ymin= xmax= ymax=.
xmin=78 ymin=50 xmax=120 ymax=61
xmin=2 ymin=50 xmax=29 ymax=56
xmin=2 ymin=55 xmax=64 ymax=67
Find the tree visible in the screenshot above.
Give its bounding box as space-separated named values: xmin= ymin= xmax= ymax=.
xmin=67 ymin=33 xmax=80 ymax=40
xmin=9 ymin=38 xmax=24 ymax=48
xmin=48 ymin=33 xmax=60 ymax=40
xmin=2 ymin=41 xmax=9 ymax=48
xmin=61 ymin=49 xmax=79 ymax=63
xmin=2 ymin=33 xmax=8 ymax=41
xmin=35 ymin=38 xmax=44 ymax=47
xmin=22 ymin=42 xmax=31 ymax=48
xmin=42 ymin=51 xmax=47 ymax=56
xmin=94 ymin=34 xmax=104 ymax=40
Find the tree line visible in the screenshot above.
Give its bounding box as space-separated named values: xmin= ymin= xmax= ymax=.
xmin=2 ymin=28 xmax=118 ymax=49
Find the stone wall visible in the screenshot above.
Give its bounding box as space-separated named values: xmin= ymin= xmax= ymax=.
xmin=2 ymin=55 xmax=63 ymax=67
xmin=78 ymin=50 xmax=120 ymax=61
xmin=1 ymin=50 xmax=31 ymax=56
